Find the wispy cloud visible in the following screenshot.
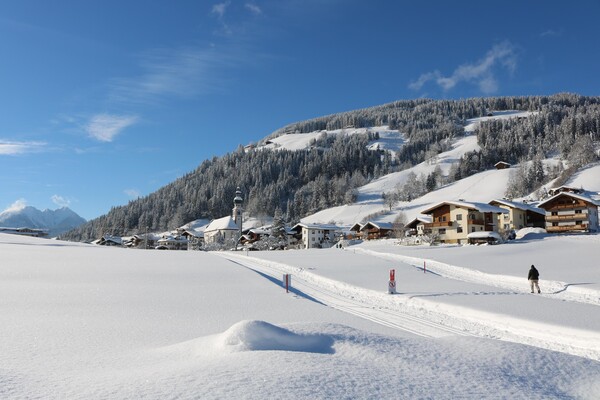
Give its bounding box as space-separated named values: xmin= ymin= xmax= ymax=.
xmin=540 ymin=29 xmax=563 ymax=38
xmin=3 ymin=198 xmax=27 ymax=213
xmin=409 ymin=41 xmax=517 ymax=94
xmin=0 ymin=140 xmax=46 ymax=155
xmin=85 ymin=114 xmax=139 ymax=142
xmin=109 ymin=46 xmax=241 ymax=105
xmin=51 ymin=195 xmax=71 ymax=208
xmin=212 ymin=2 xmax=230 ymax=18
xmin=124 ymin=188 xmax=141 ymax=198
xmin=245 ymin=3 xmax=262 ymax=15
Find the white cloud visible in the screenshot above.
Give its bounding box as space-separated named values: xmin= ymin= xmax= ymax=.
xmin=0 ymin=140 xmax=46 ymax=155
xmin=3 ymin=198 xmax=27 ymax=213
xmin=540 ymin=29 xmax=563 ymax=38
xmin=85 ymin=114 xmax=138 ymax=142
xmin=245 ymin=3 xmax=262 ymax=15
xmin=212 ymin=2 xmax=230 ymax=18
xmin=124 ymin=189 xmax=141 ymax=198
xmin=51 ymin=195 xmax=71 ymax=208
xmin=409 ymin=41 xmax=517 ymax=94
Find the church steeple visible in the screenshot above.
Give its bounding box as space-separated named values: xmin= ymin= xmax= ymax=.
xmin=232 ymin=187 xmax=243 ymax=231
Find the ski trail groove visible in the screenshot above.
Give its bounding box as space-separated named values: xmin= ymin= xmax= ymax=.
xmin=218 ymin=252 xmax=469 ymax=338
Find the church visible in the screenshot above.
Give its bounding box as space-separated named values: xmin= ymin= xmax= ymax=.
xmin=203 ymin=187 xmax=244 ymax=245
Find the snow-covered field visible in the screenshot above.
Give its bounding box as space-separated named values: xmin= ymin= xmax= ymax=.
xmin=2 ymin=232 xmax=599 ymax=399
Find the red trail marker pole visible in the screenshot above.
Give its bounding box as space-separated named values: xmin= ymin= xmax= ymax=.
xmin=388 ymin=269 xmax=396 ymax=294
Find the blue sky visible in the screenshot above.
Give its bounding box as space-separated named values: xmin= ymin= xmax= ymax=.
xmin=1 ymin=0 xmax=599 ymax=220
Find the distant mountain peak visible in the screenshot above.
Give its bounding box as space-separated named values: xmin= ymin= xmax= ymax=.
xmin=0 ymin=205 xmax=86 ymax=237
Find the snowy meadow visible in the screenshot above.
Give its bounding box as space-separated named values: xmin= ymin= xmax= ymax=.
xmin=1 ymin=232 xmax=599 ymax=399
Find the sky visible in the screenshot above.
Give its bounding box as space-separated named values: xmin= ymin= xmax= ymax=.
xmin=1 ymin=0 xmax=599 ymax=220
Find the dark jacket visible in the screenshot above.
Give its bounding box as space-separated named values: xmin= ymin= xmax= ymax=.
xmin=528 ymin=267 xmax=539 ymax=280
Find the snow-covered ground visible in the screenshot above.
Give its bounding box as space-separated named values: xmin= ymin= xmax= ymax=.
xmin=2 ymin=232 xmax=599 ymax=399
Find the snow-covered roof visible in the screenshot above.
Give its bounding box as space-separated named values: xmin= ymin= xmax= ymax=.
xmin=405 ymin=215 xmax=432 ymax=228
xmin=204 ymin=216 xmax=239 ymax=232
xmin=489 ymin=199 xmax=545 ymax=215
xmin=421 ymin=201 xmax=508 ymax=215
xmin=292 ymin=223 xmax=341 ymax=231
xmin=537 ymin=191 xmax=600 ymax=208
xmin=361 ymin=221 xmax=394 ymax=231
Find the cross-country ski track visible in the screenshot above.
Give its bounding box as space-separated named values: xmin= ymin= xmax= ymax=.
xmin=217 ymin=251 xmax=600 ymax=361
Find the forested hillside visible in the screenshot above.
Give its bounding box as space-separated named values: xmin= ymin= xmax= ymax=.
xmin=61 ymin=93 xmax=600 ymax=242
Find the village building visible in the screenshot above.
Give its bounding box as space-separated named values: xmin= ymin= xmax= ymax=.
xmin=291 ymin=223 xmax=340 ymax=249
xmin=420 ymin=200 xmax=508 ymax=244
xmin=405 ymin=216 xmax=432 ymax=237
xmin=359 ymin=221 xmax=395 ymax=240
xmin=488 ymin=199 xmax=546 ymax=231
xmin=204 ymin=187 xmax=244 ymax=246
xmin=349 ymin=223 xmax=363 ymax=240
xmin=494 ymin=161 xmax=511 ymax=170
xmin=155 ymin=235 xmax=188 ymax=250
xmin=537 ymin=191 xmax=599 ymax=233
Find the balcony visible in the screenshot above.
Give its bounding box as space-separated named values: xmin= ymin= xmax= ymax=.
xmin=546 ymin=214 xmax=586 ymax=222
xmin=546 ymin=224 xmax=588 ymax=232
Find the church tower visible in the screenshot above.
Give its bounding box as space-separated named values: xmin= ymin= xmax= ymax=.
xmin=232 ymin=187 xmax=243 ymax=234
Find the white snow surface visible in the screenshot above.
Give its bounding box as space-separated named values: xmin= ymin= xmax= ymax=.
xmin=2 ymin=232 xmax=599 ymax=399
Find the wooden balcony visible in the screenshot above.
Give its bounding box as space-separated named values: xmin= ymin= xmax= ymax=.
xmin=546 ymin=224 xmax=588 ymax=232
xmin=546 ymin=214 xmax=586 ymax=222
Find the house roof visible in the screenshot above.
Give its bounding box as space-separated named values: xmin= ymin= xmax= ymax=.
xmin=292 ymin=223 xmax=341 ymax=232
xmin=421 ymin=200 xmax=508 ymax=215
xmin=494 ymin=161 xmax=511 ymax=166
xmin=405 ymin=215 xmax=432 ymax=228
xmin=350 ymin=223 xmax=363 ymax=231
xmin=361 ymin=221 xmax=394 ymax=231
xmin=204 ymin=216 xmax=239 ymax=233
xmin=537 ymin=191 xmax=600 ymax=209
xmin=489 ymin=199 xmax=545 ymax=215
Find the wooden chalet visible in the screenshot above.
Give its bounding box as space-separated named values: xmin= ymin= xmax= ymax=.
xmin=420 ymin=201 xmax=507 ymax=244
xmin=537 ymin=192 xmax=599 ymax=233
xmin=494 ymin=161 xmax=511 ymax=170
xmin=359 ymin=221 xmax=394 ymax=240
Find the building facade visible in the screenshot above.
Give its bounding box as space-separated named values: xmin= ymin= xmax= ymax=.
xmin=537 ymin=192 xmax=599 ymax=233
xmin=421 ymin=201 xmax=507 ymax=244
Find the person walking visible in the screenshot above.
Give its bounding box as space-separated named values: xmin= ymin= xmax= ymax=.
xmin=528 ymin=265 xmax=541 ymax=294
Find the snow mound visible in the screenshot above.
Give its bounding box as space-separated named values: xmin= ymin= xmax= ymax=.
xmin=218 ymin=320 xmax=334 ymax=354
xmin=515 ymin=227 xmax=547 ymax=240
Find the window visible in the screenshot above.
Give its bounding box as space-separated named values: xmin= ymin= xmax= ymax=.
xmin=438 ymin=228 xmax=446 ymax=234
xmin=576 ymin=220 xmax=582 ymax=225
xmin=552 ymin=222 xmax=558 ymax=226
xmin=551 ymin=211 xmax=558 ymax=216
xmin=575 ymin=209 xmax=582 ymax=214
xmin=457 ymin=227 xmax=463 ymax=233
xmin=471 ymin=227 xmax=476 ymax=232
xmin=442 ymin=216 xmax=447 ymax=222
xmin=456 ymin=214 xmax=462 ymax=221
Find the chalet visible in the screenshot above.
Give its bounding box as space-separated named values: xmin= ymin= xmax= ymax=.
xmin=94 ymin=235 xmax=123 ymax=246
xmin=420 ymin=201 xmax=508 ymax=244
xmin=349 ymin=223 xmax=363 ymax=239
xmin=494 ymin=161 xmax=511 ymax=170
xmin=488 ymin=199 xmax=545 ymax=230
xmin=405 ymin=216 xmax=432 ymax=237
xmin=180 ymin=229 xmax=204 ymax=250
xmin=359 ymin=221 xmax=394 ymax=240
xmin=537 ymin=192 xmax=599 ymax=233
xmin=156 ymin=235 xmax=188 ymax=250
xmin=291 ymin=223 xmax=341 ymax=249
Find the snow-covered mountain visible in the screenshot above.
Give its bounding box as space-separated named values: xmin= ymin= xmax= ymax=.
xmin=0 ymin=206 xmax=86 ymax=237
